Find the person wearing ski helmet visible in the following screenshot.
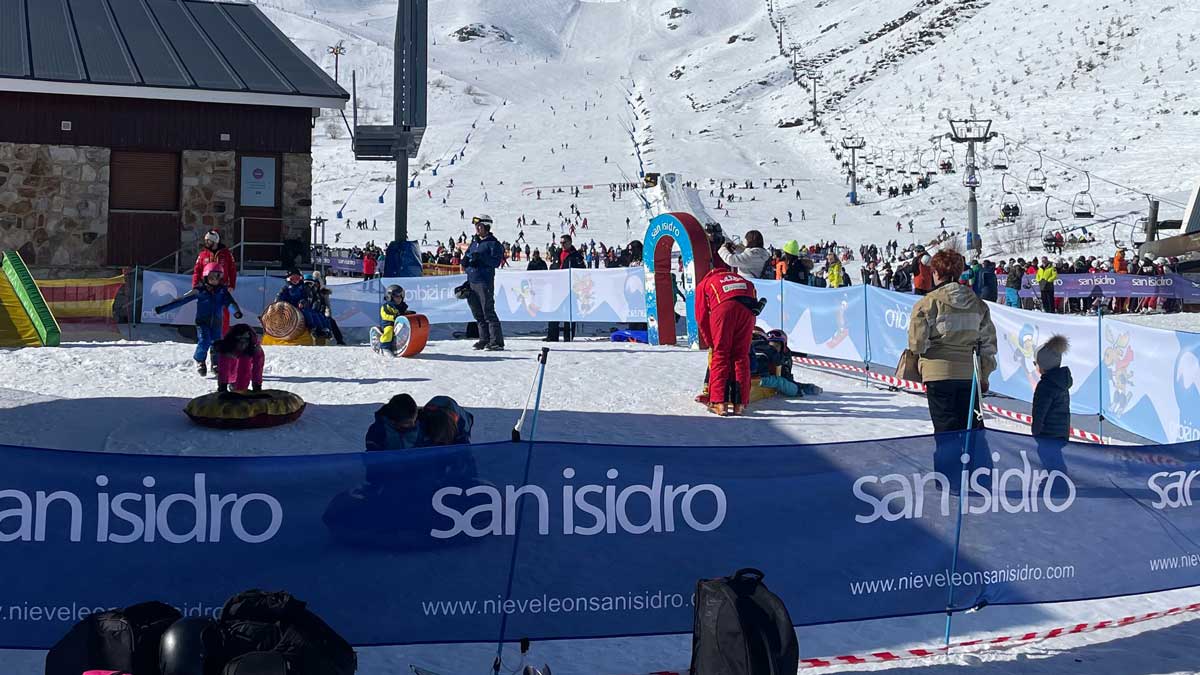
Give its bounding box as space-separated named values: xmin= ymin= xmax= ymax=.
xmin=191 ymin=229 xmax=237 ymax=333
xmin=155 ymin=262 xmax=243 ymax=376
xmin=276 ymin=270 xmax=331 ymax=338
xmin=460 ymin=214 xmax=505 ymax=350
xmin=377 ymin=284 xmax=413 ymax=357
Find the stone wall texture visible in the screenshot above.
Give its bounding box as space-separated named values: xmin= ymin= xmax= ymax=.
xmin=0 ymin=143 xmax=109 ymax=267
xmin=282 ymin=152 xmax=312 ymax=242
xmin=180 ymin=150 xmax=236 ymax=251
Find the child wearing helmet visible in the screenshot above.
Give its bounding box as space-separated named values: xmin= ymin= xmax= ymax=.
xmin=155 ymin=262 xmax=243 ymax=375
xmin=374 ymin=285 xmax=414 ymax=357
xmin=276 ymin=270 xmax=332 ymax=339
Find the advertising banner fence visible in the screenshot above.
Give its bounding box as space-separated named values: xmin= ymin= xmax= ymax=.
xmin=139 ymin=271 xmax=1199 ymax=443
xmin=996 ymin=273 xmax=1200 ymax=301
xmin=1 ymin=431 xmax=1198 ymax=649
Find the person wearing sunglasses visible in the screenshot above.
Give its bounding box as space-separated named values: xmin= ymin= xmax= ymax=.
xmin=460 ymin=215 xmax=505 ymax=350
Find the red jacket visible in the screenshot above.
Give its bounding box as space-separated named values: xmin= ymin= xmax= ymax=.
xmin=363 ymin=254 xmax=378 ymax=275
xmin=192 ymin=245 xmax=237 ymax=289
xmin=695 ymin=270 xmax=756 ymax=346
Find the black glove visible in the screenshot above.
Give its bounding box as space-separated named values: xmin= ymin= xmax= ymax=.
xmin=154 ymin=305 xmax=165 ymax=314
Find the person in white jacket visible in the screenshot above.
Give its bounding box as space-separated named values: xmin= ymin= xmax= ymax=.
xmin=719 ymin=230 xmax=772 ymax=278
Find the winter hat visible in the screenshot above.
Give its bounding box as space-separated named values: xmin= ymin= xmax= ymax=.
xmin=782 ymin=240 xmax=800 ymax=256
xmin=203 ymin=230 xmax=220 ymax=245
xmin=1036 ymin=335 xmax=1069 ymax=372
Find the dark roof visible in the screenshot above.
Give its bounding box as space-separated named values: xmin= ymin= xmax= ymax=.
xmin=0 ymin=0 xmax=348 ymax=108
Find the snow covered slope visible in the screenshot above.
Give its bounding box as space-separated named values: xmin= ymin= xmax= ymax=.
xmin=253 ymin=0 xmax=1196 ymax=267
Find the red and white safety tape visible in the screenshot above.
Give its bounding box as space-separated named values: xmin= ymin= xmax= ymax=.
xmin=792 ymin=357 xmax=1109 ymax=444
xmin=618 ymin=603 xmax=1200 ymax=674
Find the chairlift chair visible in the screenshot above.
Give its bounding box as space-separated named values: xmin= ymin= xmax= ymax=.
xmin=1040 ymin=197 xmax=1063 ymax=250
xmin=990 ymin=146 xmax=1011 ymax=171
xmin=1072 ymin=171 xmax=1096 ymax=218
xmin=999 ymin=175 xmax=1022 ymax=222
xmin=1026 ymin=152 xmax=1047 ymax=193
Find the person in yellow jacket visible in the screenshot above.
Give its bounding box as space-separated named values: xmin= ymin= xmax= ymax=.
xmin=824 ymin=252 xmax=845 ymax=288
xmin=1035 ymin=258 xmax=1058 ymax=313
xmin=373 ymin=284 xmax=414 ymax=356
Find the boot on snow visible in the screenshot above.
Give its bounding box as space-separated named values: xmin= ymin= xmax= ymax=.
xmin=196 ymin=360 xmax=207 ymax=376
xmin=473 ymin=340 xmax=489 ymax=350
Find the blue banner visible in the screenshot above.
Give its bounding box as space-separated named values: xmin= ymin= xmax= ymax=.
xmin=2 ymin=432 xmax=1200 ymax=648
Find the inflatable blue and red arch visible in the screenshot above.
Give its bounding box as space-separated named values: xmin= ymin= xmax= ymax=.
xmin=642 ymin=212 xmax=713 ymax=348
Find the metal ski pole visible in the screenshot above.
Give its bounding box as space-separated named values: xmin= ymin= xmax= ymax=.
xmin=943 ymin=348 xmax=982 ymax=648
xmin=494 ymin=348 xmax=550 ymax=674
xmin=512 ymin=348 xmax=548 ymax=441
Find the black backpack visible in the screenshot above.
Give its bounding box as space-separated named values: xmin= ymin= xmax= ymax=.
xmin=219 ymin=590 xmax=356 ymax=675
xmin=46 ymin=601 xmax=182 ymax=675
xmin=689 ymin=569 xmax=798 ymax=675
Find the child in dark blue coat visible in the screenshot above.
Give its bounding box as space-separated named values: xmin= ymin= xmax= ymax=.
xmin=155 ymin=262 xmax=243 ymax=375
xmin=276 ymin=270 xmax=332 ymax=338
xmin=1032 ymin=335 xmax=1071 ymax=475
xmin=1031 ymin=335 xmax=1071 ymax=439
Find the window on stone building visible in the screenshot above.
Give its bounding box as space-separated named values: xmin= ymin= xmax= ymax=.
xmin=109 ymin=151 xmax=180 ymax=211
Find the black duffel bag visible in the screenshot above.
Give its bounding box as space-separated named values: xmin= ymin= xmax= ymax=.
xmin=46 ymin=601 xmax=182 ymax=675
xmin=219 ymin=590 xmax=356 ymax=675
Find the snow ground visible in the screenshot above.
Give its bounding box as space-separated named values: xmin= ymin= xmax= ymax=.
xmin=2 ymin=335 xmax=1199 ymax=673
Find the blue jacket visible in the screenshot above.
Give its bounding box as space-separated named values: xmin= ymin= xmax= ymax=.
xmin=980 ymin=268 xmax=999 ymax=302
xmin=276 ymin=282 xmax=311 ymax=307
xmin=1032 ymin=366 xmax=1072 ymax=439
xmin=462 ymin=234 xmax=504 ymax=284
xmin=157 ymin=285 xmax=236 ymax=325
xmin=365 ymin=412 xmax=419 ymax=452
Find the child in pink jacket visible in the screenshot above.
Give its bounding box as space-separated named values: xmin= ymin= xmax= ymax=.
xmin=213 ymin=324 xmax=265 ymax=393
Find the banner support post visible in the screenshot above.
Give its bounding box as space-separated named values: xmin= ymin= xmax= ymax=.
xmin=494 ymin=347 xmax=550 ymax=673
xmin=130 ymin=265 xmax=139 ymax=340
xmin=862 ymin=284 xmax=871 ymax=388
xmin=1097 ymin=300 xmax=1105 ymax=444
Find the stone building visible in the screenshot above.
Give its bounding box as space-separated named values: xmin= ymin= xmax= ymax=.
xmin=0 ymin=0 xmax=347 ymax=274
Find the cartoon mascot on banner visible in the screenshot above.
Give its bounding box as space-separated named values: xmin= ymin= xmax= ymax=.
xmin=1104 ymin=327 xmax=1135 ymax=414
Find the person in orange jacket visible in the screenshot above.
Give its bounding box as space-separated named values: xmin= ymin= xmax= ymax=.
xmin=695 ymin=268 xmax=764 ymax=416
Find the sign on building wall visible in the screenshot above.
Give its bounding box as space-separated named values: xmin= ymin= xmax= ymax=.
xmin=240 ymin=156 xmax=277 ymax=208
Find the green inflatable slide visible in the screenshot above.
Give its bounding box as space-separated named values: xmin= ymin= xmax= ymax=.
xmin=0 ymin=250 xmax=60 ymax=347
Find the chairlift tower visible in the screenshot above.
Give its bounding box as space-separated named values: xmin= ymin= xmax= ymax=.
xmin=948 ymin=119 xmax=994 ymax=255
xmin=841 ymin=136 xmax=865 ymax=205
xmin=808 ymin=70 xmax=822 ymax=126
xmin=352 ymin=0 xmax=428 ymax=244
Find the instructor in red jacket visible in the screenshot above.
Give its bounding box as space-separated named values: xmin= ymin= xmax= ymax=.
xmin=191 ymin=229 xmax=238 ymax=333
xmin=696 ymin=268 xmax=759 ymax=416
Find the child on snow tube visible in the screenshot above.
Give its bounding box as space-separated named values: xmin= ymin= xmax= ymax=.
xmin=214 ymin=324 xmax=265 ymax=393
xmin=155 ymin=262 xmax=243 ymax=376
xmin=276 ymin=270 xmax=332 ymax=339
xmin=376 ymin=285 xmax=414 ymax=357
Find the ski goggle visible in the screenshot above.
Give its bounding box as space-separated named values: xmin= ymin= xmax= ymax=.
xmin=206 ymin=270 xmax=223 ymax=279
xmin=471 ymin=217 xmax=491 ymax=227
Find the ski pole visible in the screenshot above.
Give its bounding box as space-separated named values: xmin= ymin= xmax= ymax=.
xmin=943 ymin=348 xmax=982 ymax=647
xmin=512 ymin=348 xmax=549 ymax=441
xmin=494 ymin=348 xmax=550 ymax=673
